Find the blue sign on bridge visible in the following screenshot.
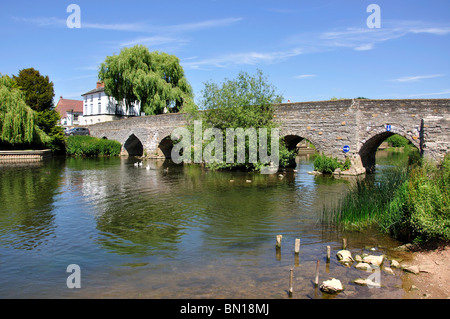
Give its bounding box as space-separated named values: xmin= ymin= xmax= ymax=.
xmin=343 ymin=145 xmax=350 ymax=153
xmin=386 ymin=124 xmax=392 ymax=132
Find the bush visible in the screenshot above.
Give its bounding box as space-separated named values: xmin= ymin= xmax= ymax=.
xmin=313 ymin=153 xmax=351 ymax=174
xmin=66 ymin=136 xmax=121 ymax=157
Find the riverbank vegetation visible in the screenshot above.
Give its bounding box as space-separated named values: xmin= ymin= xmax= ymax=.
xmin=0 ymin=69 xmax=65 ymax=153
xmin=323 ymin=149 xmax=450 ymax=244
xmin=66 ymin=136 xmax=121 ymax=157
xmin=184 ymin=69 xmax=296 ymax=172
xmin=313 ymin=153 xmax=351 ymax=174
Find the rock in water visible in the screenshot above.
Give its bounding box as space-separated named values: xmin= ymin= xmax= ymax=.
xmin=353 ymin=278 xmax=381 ymax=288
xmin=336 ymin=250 xmax=354 ymax=263
xmin=363 ymin=255 xmax=385 ymax=267
xmin=402 ymin=264 xmax=420 ymax=274
xmin=320 ymin=278 xmax=344 ymax=294
xmin=355 ymin=262 xmax=372 ymax=271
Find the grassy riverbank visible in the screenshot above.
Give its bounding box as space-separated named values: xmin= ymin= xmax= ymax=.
xmin=66 ymin=136 xmax=121 ymax=157
xmin=323 ymin=152 xmax=450 ymax=244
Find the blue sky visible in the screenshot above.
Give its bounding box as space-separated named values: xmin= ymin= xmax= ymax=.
xmin=1 ymin=0 xmax=449 ymax=105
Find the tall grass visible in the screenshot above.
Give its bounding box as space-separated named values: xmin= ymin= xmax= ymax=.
xmin=322 ymin=167 xmax=408 ymax=230
xmin=66 ymin=136 xmax=121 ymax=157
xmin=322 ymin=153 xmax=450 ymax=243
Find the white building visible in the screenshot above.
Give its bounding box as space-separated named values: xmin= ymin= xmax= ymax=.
xmin=80 ymin=81 xmax=141 ymax=125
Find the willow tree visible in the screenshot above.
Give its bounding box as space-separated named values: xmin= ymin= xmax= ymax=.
xmin=98 ymin=45 xmax=196 ymax=115
xmin=0 ymin=75 xmax=48 ymax=146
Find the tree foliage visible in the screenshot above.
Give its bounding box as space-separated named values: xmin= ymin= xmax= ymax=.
xmin=0 ymin=75 xmax=48 ymax=146
xmin=184 ymin=69 xmax=295 ymax=171
xmin=98 ymin=45 xmax=196 ymax=115
xmin=13 ymin=68 xmax=54 ymax=112
xmin=200 ymin=69 xmax=283 ymax=130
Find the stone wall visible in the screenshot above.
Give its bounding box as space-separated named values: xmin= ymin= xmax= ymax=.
xmin=87 ymin=99 xmax=450 ymax=172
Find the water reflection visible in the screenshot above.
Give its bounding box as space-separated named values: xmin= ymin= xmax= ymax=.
xmin=0 ymin=160 xmax=63 ymax=250
xmin=0 ymin=152 xmax=412 ymax=298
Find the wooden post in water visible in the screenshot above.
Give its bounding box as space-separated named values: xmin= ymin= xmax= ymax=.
xmin=342 ymin=238 xmax=347 ymax=250
xmin=294 ymin=238 xmax=300 ymax=254
xmin=288 ymin=268 xmax=294 ymax=297
xmin=326 ymin=246 xmax=331 ymax=273
xmin=276 ymin=235 xmax=282 ymax=248
xmin=314 ymin=260 xmax=320 ymax=286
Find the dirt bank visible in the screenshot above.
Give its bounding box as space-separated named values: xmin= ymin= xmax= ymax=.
xmin=402 ymin=244 xmax=450 ymax=299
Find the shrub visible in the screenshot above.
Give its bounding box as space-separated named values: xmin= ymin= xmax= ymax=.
xmin=313 ymin=153 xmax=351 ymax=174
xmin=66 ymin=136 xmax=121 ymax=157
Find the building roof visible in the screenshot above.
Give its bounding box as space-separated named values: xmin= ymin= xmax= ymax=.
xmin=81 ymin=81 xmax=105 ymax=96
xmin=55 ymin=97 xmax=83 ymax=118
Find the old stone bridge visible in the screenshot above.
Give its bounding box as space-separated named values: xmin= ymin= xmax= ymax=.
xmin=87 ymin=99 xmax=450 ymax=173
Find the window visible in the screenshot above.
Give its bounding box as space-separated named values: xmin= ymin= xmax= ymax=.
xmin=90 ymin=104 xmax=93 ymax=114
xmin=84 ymin=106 xmax=87 ymax=115
xmin=98 ymin=102 xmax=101 ymax=114
xmin=98 ymin=93 xmax=101 ymax=100
xmin=91 ymin=95 xmax=93 ymax=102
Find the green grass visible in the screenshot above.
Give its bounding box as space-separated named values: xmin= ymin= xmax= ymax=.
xmin=322 ymin=167 xmax=408 ymax=230
xmin=322 ymin=153 xmax=450 ymax=243
xmin=66 ymin=136 xmax=121 ymax=157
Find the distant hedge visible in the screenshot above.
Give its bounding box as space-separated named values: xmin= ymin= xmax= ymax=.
xmin=66 ymin=136 xmax=121 ymax=157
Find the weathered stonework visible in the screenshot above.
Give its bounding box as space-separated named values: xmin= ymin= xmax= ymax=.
xmin=87 ymin=99 xmax=450 ymax=173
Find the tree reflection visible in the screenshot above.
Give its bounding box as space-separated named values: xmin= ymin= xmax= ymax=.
xmin=0 ymin=160 xmax=63 ymax=250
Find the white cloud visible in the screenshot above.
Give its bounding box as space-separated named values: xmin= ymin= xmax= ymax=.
xmin=389 ymin=74 xmax=445 ymax=82
xmin=119 ymin=36 xmax=188 ymax=47
xmin=288 ymin=20 xmax=450 ymax=52
xmin=14 ymin=16 xmax=242 ymax=34
xmin=183 ymin=48 xmax=303 ymax=69
xmin=294 ymin=74 xmax=316 ymax=79
xmin=405 ymin=89 xmax=450 ymax=97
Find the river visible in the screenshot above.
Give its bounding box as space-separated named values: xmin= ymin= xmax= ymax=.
xmin=0 ymin=150 xmax=415 ymax=298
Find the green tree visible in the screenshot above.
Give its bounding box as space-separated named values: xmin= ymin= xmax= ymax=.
xmin=184 ymin=69 xmax=295 ymax=171
xmin=13 ymin=68 xmax=54 ymax=112
xmin=98 ymin=45 xmax=196 ymax=115
xmin=12 ymin=68 xmax=65 ymax=152
xmin=0 ymin=74 xmax=48 ymax=147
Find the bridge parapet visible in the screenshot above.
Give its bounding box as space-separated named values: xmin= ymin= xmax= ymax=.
xmin=87 ymin=99 xmax=449 ymax=172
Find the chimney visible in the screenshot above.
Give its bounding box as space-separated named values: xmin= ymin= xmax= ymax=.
xmin=96 ymin=81 xmax=104 ymax=89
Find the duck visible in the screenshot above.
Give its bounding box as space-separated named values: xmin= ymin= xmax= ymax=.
xmin=146 ymin=165 xmax=151 ymax=170
xmin=134 ymin=162 xmax=139 ymax=167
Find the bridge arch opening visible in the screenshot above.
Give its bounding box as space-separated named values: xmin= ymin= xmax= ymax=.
xmin=123 ymin=134 xmax=144 ymax=157
xmin=282 ymin=135 xmax=317 ymax=154
xmin=359 ymin=132 xmax=420 ymax=173
xmin=157 ymin=136 xmax=174 ymax=159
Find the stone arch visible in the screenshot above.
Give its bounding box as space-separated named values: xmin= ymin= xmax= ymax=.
xmin=359 ymin=128 xmax=420 ymax=173
xmin=157 ymin=136 xmax=174 ymax=159
xmin=280 ymin=131 xmax=321 ymax=153
xmin=122 ymin=134 xmax=144 ymax=157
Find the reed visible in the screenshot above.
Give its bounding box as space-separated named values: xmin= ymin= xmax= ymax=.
xmin=322 ymin=167 xmax=408 ymax=230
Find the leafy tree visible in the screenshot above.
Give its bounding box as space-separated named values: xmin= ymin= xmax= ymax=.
xmin=200 ymin=69 xmax=283 ymax=129
xmin=12 ymin=68 xmax=65 ymax=152
xmin=13 ymin=68 xmax=54 ymax=112
xmin=98 ymin=45 xmax=196 ymax=115
xmin=183 ymin=69 xmax=295 ymax=171
xmin=0 ymin=74 xmax=48 ymax=147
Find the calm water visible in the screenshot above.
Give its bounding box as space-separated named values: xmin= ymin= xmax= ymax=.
xmin=0 ymin=151 xmax=414 ymax=298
